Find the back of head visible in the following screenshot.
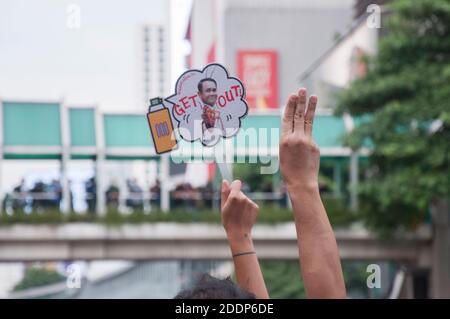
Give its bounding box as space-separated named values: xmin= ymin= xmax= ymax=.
xmin=174 ymin=273 xmax=256 ymax=299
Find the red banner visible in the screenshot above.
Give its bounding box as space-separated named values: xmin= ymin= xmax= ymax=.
xmin=237 ymin=50 xmax=278 ymax=109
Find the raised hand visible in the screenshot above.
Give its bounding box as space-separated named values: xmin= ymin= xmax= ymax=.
xmin=280 ymin=88 xmax=320 ymax=192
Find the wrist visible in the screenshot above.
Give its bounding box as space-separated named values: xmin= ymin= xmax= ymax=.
xmin=288 ymin=185 xmax=329 ymax=227
xmin=226 ymin=232 xmax=254 ymax=253
xmin=287 ymin=182 xmax=320 ymax=196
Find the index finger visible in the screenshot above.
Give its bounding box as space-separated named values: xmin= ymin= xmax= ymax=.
xmin=282 ymin=94 xmax=298 ymax=135
xmin=221 ymin=180 xmax=231 ymax=210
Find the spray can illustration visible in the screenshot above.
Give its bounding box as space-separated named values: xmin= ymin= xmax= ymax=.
xmin=146 ymin=97 xmax=177 ymax=154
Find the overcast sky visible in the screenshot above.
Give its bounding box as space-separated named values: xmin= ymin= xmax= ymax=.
xmin=0 ymin=0 xmax=194 ymax=194
xmin=0 ymin=0 xmax=192 ymax=112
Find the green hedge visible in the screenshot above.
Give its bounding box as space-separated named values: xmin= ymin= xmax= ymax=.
xmin=13 ymin=267 xmax=65 ymax=292
xmin=0 ymin=197 xmax=357 ymax=227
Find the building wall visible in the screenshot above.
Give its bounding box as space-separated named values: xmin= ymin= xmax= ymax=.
xmin=223 ymin=3 xmax=353 ymax=108
xmin=300 ymin=17 xmax=379 ymax=110
xmin=139 ymin=24 xmax=170 ymax=108
xmin=190 ymin=0 xmax=217 ymax=69
xmin=189 ymin=0 xmax=354 ymax=108
xmin=317 ymin=20 xmax=378 ymax=89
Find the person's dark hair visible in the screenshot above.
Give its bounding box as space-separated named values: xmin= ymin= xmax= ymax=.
xmin=198 ymin=78 xmax=217 ymax=93
xmin=174 ymin=273 xmax=256 ymax=299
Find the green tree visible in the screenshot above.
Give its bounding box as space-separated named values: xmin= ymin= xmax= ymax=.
xmin=337 ymin=0 xmax=450 ymax=234
xmin=259 ymin=261 xmax=306 ymax=298
xmin=250 ymin=261 xmax=372 ymax=298
xmin=233 ymin=163 xmax=275 ymax=192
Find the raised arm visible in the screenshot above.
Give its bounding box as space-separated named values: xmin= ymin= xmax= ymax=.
xmin=279 ymin=88 xmax=346 ymax=298
xmin=221 ymin=180 xmax=269 ymax=299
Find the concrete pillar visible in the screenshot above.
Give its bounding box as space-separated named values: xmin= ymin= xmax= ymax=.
xmin=216 ymin=0 xmax=225 ymax=64
xmin=388 ymin=266 xmax=406 ymax=299
xmin=402 ymin=268 xmax=415 ymax=299
xmin=60 ymin=99 xmax=71 ymax=213
xmin=333 ymin=159 xmax=342 ymax=197
xmin=430 ymin=198 xmax=450 ymax=298
xmin=118 ymin=161 xmax=128 ymax=213
xmin=212 ymin=166 xmax=219 ymax=211
xmin=272 ymin=161 xmax=280 ymax=196
xmin=343 ymin=113 xmax=358 ymax=209
xmin=160 ymin=154 xmax=170 ymax=212
xmin=349 ymin=152 xmax=359 ymax=211
xmin=60 ymin=156 xmax=70 ymax=213
xmin=95 ymin=152 xmax=106 ymax=215
xmin=143 ymin=160 xmax=151 ymax=213
xmin=95 ymin=107 xmax=106 ymax=216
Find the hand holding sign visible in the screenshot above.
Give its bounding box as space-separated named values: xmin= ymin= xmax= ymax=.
xmin=146 ymin=63 xmax=247 ymax=181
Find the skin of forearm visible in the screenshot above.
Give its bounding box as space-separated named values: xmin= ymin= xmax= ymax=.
xmin=288 ymin=185 xmax=347 ymax=299
xmin=227 ymin=234 xmax=270 ymax=299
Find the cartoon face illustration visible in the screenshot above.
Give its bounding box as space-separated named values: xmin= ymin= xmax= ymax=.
xmin=198 ymin=78 xmax=218 ymax=107
xmin=166 ymin=63 xmax=248 ymax=147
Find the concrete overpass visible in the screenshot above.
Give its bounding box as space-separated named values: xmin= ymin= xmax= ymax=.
xmin=3 ymin=222 xmax=450 ymax=298
xmin=0 ymin=222 xmax=432 ymax=265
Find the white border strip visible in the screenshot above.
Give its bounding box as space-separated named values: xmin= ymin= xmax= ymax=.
xmin=70 ymin=146 xmax=97 ymax=155
xmin=3 ymin=146 xmax=63 ymax=155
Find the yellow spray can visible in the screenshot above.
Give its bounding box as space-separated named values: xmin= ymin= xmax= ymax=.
xmin=146 ymin=97 xmax=177 ymax=154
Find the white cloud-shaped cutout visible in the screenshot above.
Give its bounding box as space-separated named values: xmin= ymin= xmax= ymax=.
xmin=164 ymin=63 xmax=248 ymax=146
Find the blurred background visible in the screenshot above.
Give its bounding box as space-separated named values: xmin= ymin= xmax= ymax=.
xmin=0 ymin=0 xmax=448 ymax=299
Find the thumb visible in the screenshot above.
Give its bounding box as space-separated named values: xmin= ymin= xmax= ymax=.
xmin=221 ymin=180 xmax=231 ymax=210
xmin=229 ymin=179 xmax=242 ymax=197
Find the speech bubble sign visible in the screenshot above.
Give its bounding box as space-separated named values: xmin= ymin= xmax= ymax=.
xmin=164 ymin=63 xmax=248 ymax=147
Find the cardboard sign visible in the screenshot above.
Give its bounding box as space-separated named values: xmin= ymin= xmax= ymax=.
xmin=166 ymin=63 xmax=248 ymax=147
xmin=147 ymin=63 xmax=248 ymax=154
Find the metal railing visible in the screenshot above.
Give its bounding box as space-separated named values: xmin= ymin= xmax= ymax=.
xmin=1 ymin=189 xmax=292 ymax=214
